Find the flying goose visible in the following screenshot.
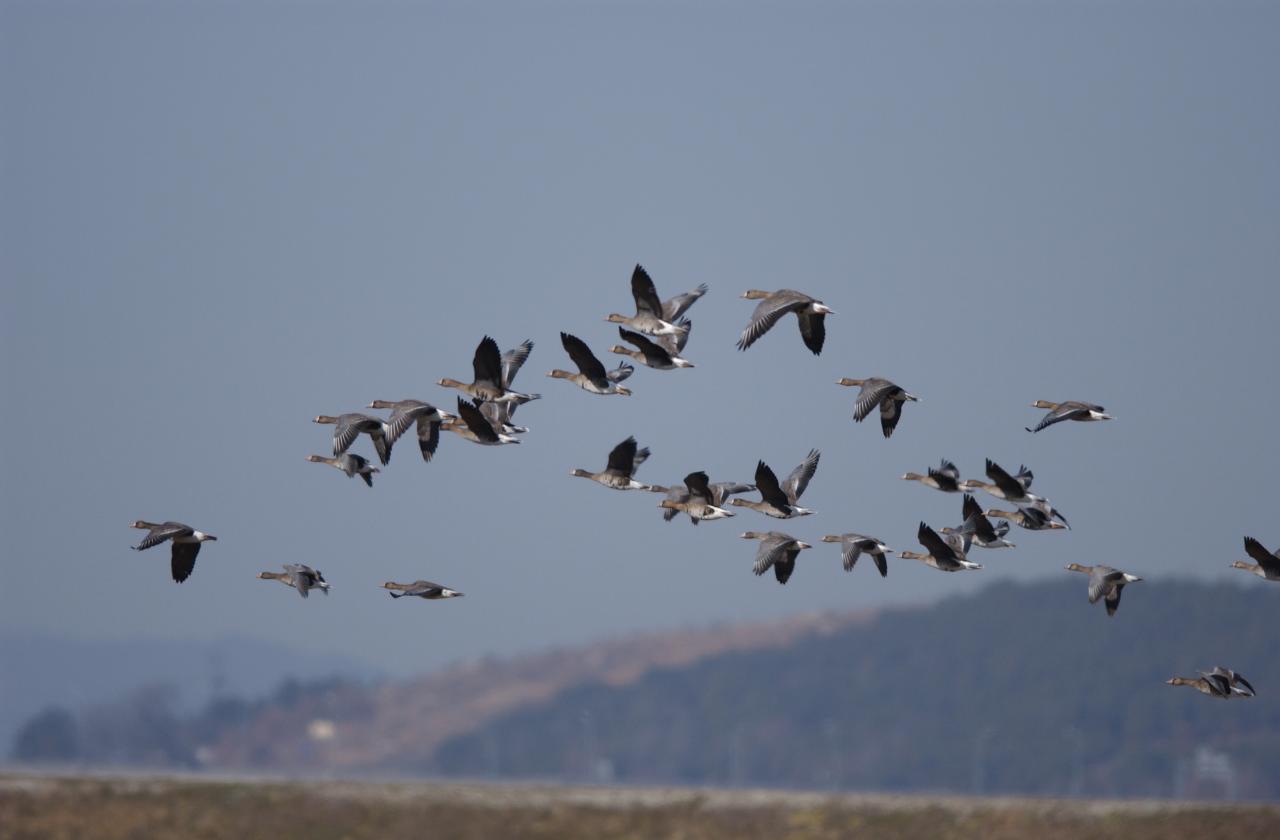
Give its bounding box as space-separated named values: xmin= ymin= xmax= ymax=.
xmin=437 ymin=336 xmax=536 ymax=404
xmin=940 ymin=494 xmax=1016 ymax=550
xmin=657 ymin=471 xmax=737 ymax=523
xmin=821 ymin=533 xmax=892 ymax=577
xmin=730 ymin=449 xmax=820 ymax=518
xmin=1231 ymin=537 xmax=1280 ymax=581
xmin=836 ymin=378 xmax=918 ymax=438
xmin=901 ymin=459 xmax=962 ymax=492
xmin=130 ymin=520 xmax=217 ymax=583
xmin=257 ymin=563 xmax=330 ymax=598
xmin=984 ymin=507 xmax=1068 ymax=531
xmin=610 ymin=322 xmax=695 ymax=370
xmin=736 ymin=289 xmax=834 ymax=355
xmin=1065 ymin=563 xmax=1141 ymax=616
xmin=382 ymin=580 xmax=464 ymax=599
xmin=742 ymin=531 xmax=812 ymax=584
xmin=571 ymin=436 xmax=665 ymax=491
xmin=1026 ymin=400 xmax=1113 ymax=433
xmin=960 ymin=459 xmax=1070 ymax=528
xmin=313 ymin=413 xmax=391 ymax=466
xmin=305 ymin=453 xmax=380 ymax=486
xmin=441 ymin=397 xmax=521 ymax=446
xmin=897 ymin=522 xmax=982 ymax=571
xmin=548 ymin=332 xmax=634 ymax=396
xmin=605 ymin=264 xmax=700 ymax=336
xmin=1166 ymin=668 xmax=1255 ymax=699
xmin=661 ymin=477 xmax=754 ymax=523
xmin=366 ymin=399 xmax=456 ymax=463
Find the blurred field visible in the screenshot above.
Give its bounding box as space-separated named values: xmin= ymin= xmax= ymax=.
xmin=2 ymin=772 xmax=1278 ymax=840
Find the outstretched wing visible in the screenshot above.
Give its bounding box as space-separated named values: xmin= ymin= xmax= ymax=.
xmin=753 ymin=461 xmax=792 ymax=513
xmin=471 ymin=336 xmax=504 ymax=392
xmin=783 ymin=449 xmax=820 ymax=503
xmin=560 ymin=332 xmax=609 ymax=387
xmin=606 ymin=436 xmax=640 ymax=477
xmin=630 ymin=264 xmax=664 ymax=316
xmin=501 ymin=339 xmax=535 ymax=387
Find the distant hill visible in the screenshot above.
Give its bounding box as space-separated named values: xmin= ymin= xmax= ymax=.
xmin=0 ymin=633 xmax=378 ymax=752
xmin=433 ymin=579 xmax=1280 ymax=800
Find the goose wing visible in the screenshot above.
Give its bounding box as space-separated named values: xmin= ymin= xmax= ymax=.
xmin=985 ymin=459 xmax=1027 ymax=499
xmin=917 ymin=522 xmax=958 ymax=562
xmin=607 ymin=361 xmax=635 ymax=383
xmin=560 ymin=332 xmax=609 ymax=388
xmin=852 ymin=379 xmax=895 ymax=422
xmin=619 ymin=327 xmax=674 ymax=367
xmin=630 ymin=264 xmax=664 ymax=317
xmin=501 ymin=339 xmax=535 ymax=388
xmin=797 ymin=310 xmax=826 ymax=355
xmin=170 ymin=541 xmax=201 ymax=583
xmin=879 ymin=397 xmax=904 ymax=438
xmin=736 ymin=292 xmax=804 ymax=351
xmin=605 ymin=436 xmax=640 ymax=477
xmin=135 ymin=521 xmax=192 ymax=551
xmin=414 ymin=413 xmax=443 ymax=461
xmin=783 ymin=449 xmax=820 ymax=503
xmin=709 ymin=482 xmax=754 ymax=506
xmin=662 ymin=283 xmax=708 ymax=321
xmin=753 ymin=461 xmax=793 ymax=513
xmin=683 ymin=471 xmax=714 ymax=503
xmin=471 ymin=336 xmax=504 ymax=393
xmin=456 ymin=397 xmax=499 ymax=443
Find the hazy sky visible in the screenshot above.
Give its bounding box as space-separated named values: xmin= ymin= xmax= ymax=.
xmin=3 ymin=0 xmax=1277 ymax=681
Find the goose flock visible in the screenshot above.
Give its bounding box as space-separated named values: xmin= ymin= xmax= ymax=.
xmin=131 ymin=264 xmax=1266 ymax=701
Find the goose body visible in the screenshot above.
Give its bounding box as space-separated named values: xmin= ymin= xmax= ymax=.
xmin=730 ymin=450 xmax=820 ymax=518
xmin=441 ymin=397 xmax=521 ymax=446
xmin=836 ymin=377 xmax=918 ymax=438
xmin=313 ymin=412 xmax=391 ymax=466
xmin=1232 ymin=537 xmax=1280 ymax=580
xmin=821 ymin=533 xmax=892 ymax=577
xmin=897 ymin=522 xmax=982 ymax=571
xmin=258 ymin=563 xmax=330 ymax=598
xmin=1065 ymin=563 xmax=1141 ymax=616
xmin=658 ymin=471 xmax=737 ymax=523
xmin=901 ymin=459 xmax=961 ymax=492
xmin=1026 ymin=400 xmax=1113 ymax=433
xmin=383 ymin=580 xmax=464 ymax=599
xmin=742 ymin=531 xmax=812 ymax=584
xmin=605 ymin=264 xmax=700 ymax=336
xmin=130 ymin=520 xmax=217 ymax=583
xmin=548 ymin=332 xmax=633 ymax=395
xmin=305 ymin=453 xmax=380 ymax=486
xmin=571 ymin=436 xmax=664 ymax=492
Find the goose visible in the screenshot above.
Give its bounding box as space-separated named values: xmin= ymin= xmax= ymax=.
xmin=382 ymin=580 xmax=464 ymax=599
xmin=742 ymin=531 xmax=812 ymax=584
xmin=940 ymin=494 xmax=1016 ymax=550
xmin=1026 ymin=400 xmax=1113 ymax=433
xmin=730 ymin=449 xmax=820 ymax=518
xmin=130 ymin=520 xmax=217 ymax=583
xmin=897 ymin=522 xmax=982 ymax=571
xmin=312 ymin=413 xmax=391 ymax=466
xmin=984 ymin=506 xmax=1069 ymax=531
xmin=901 ymin=459 xmax=962 ymax=492
xmin=570 ymin=436 xmax=664 ymax=492
xmin=305 ymin=453 xmax=380 ymax=486
xmin=605 ymin=264 xmax=700 ymax=336
xmin=610 ymin=322 xmax=695 ymax=370
xmin=661 ymin=477 xmax=754 ymax=523
xmin=441 ymin=397 xmax=521 ymax=446
xmin=836 ymin=378 xmax=918 ymax=438
xmin=821 ymin=533 xmax=892 ymax=577
xmin=548 ymin=332 xmax=633 ymax=396
xmin=1065 ymin=563 xmax=1141 ymax=616
xmin=657 ymin=472 xmax=737 ymax=523
xmin=257 ymin=564 xmax=330 ymax=598
xmin=437 ymin=336 xmax=536 ymax=404
xmin=366 ymin=399 xmax=456 ymax=463
xmin=1166 ymin=674 xmax=1233 ymax=698
xmin=960 ymin=459 xmax=1070 ymax=528
xmin=736 ymin=289 xmax=834 ymax=355
xmin=1231 ymin=537 xmax=1280 ymax=581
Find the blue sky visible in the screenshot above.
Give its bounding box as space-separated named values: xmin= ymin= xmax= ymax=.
xmin=2 ymin=0 xmax=1277 ymax=681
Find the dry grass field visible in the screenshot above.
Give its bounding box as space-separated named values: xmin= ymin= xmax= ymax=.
xmin=2 ymin=773 xmax=1279 ymax=840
